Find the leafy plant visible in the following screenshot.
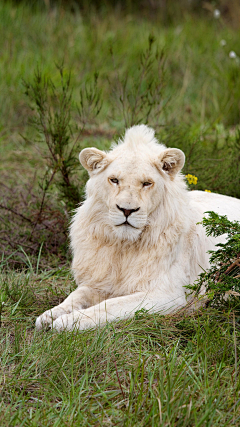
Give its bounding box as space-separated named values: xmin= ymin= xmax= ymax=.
xmin=0 ymin=66 xmax=104 ymax=269
xmin=187 ymin=211 xmax=240 ymax=307
xmin=23 ymin=65 xmax=102 ymax=211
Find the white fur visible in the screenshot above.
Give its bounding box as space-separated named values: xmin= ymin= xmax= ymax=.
xmin=36 ymin=125 xmax=240 ymax=332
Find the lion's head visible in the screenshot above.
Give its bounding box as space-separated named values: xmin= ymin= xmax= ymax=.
xmin=79 ymin=125 xmax=186 ymax=242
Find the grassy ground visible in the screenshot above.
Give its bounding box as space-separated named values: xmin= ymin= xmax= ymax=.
xmin=1 ymin=266 xmax=240 ymax=426
xmin=1 ymin=2 xmax=240 ymax=425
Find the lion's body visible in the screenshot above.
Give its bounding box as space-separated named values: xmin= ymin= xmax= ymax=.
xmin=36 ymin=125 xmax=240 ymax=331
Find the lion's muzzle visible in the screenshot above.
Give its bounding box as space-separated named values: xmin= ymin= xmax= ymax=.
xmin=116 ymin=205 xmax=140 ymax=218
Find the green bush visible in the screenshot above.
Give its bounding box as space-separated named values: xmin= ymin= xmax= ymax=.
xmin=187 ymin=212 xmax=240 ymax=307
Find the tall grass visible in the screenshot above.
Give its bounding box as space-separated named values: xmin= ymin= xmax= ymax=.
xmin=0 ymin=267 xmax=240 ymax=426
xmin=1 ymin=1 xmax=240 ymax=265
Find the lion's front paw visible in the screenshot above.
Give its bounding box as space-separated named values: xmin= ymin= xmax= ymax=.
xmin=52 ymin=313 xmax=75 ymax=331
xmin=52 ymin=310 xmax=96 ymax=332
xmin=35 ymin=307 xmax=67 ymax=330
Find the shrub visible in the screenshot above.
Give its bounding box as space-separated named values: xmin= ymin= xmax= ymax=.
xmin=187 ymin=212 xmax=240 ymax=308
xmin=0 ymin=66 xmax=102 ymax=269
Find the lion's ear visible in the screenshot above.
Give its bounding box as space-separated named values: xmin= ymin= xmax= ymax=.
xmin=79 ymin=148 xmax=109 ymax=174
xmin=157 ymin=148 xmax=185 ymax=178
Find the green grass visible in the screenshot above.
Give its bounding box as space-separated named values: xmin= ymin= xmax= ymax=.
xmin=0 ymin=266 xmax=240 ymax=426
xmin=1 ymin=2 xmax=240 ymax=425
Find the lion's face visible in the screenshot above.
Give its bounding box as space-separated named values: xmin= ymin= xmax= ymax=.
xmin=79 ymin=125 xmax=185 ymax=242
xmin=100 ymin=154 xmax=164 ymax=241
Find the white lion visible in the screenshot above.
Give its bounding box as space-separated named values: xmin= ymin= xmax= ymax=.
xmin=36 ymin=125 xmax=240 ymax=332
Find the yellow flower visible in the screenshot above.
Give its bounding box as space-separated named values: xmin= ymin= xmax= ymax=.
xmin=193 ymin=176 xmax=198 ymax=185
xmin=205 ymin=189 xmax=211 ymax=193
xmin=185 ymin=174 xmax=198 ymax=185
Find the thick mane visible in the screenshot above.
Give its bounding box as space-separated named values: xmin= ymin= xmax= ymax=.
xmin=111 ymin=124 xmax=166 ymax=156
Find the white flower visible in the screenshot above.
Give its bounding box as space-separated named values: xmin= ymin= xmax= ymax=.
xmin=229 ymin=51 xmax=237 ymax=59
xmin=214 ymin=9 xmax=221 ymax=19
xmin=220 ymin=39 xmax=226 ymax=46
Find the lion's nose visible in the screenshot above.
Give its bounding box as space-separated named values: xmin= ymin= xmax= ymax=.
xmin=116 ymin=205 xmax=140 ymax=218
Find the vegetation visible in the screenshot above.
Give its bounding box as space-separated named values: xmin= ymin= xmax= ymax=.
xmin=0 ymin=1 xmax=240 ymax=425
xmin=188 ymin=212 xmax=240 ymax=307
xmin=0 ymin=263 xmax=240 ymax=426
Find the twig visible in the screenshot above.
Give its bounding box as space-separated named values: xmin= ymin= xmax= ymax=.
xmin=0 ymin=204 xmax=34 ymax=224
xmin=224 ymin=260 xmax=240 ymax=276
xmin=217 ymin=259 xmax=240 ymax=282
xmin=233 ymin=312 xmax=238 ymax=387
xmin=114 ymin=359 xmax=125 ymax=400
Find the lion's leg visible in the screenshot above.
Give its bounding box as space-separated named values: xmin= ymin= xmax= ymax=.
xmin=52 ymin=291 xmax=186 ymax=331
xmin=35 ymin=286 xmax=104 ymax=330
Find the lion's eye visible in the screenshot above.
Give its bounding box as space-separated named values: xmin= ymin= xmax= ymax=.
xmin=143 ymin=182 xmax=152 ymax=187
xmin=110 ymin=178 xmax=119 ymax=185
